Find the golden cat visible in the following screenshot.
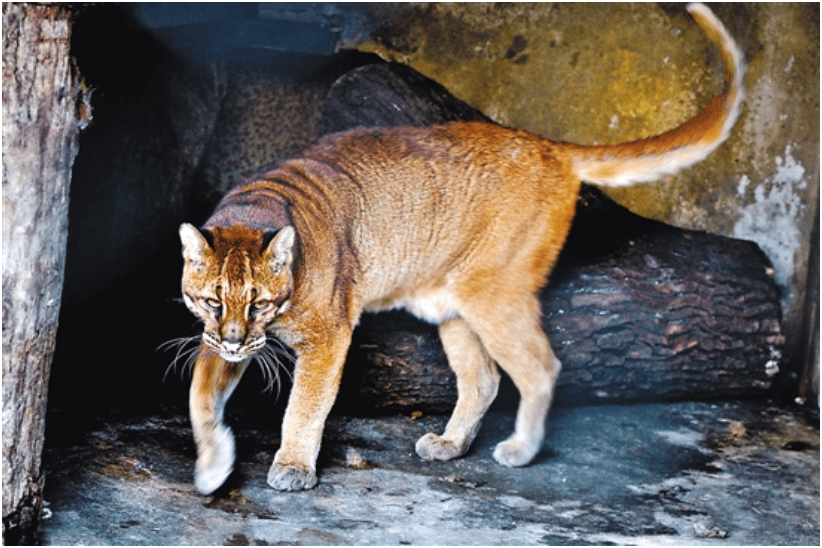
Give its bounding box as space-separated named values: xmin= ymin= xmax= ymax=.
xmin=179 ymin=3 xmax=743 ymax=495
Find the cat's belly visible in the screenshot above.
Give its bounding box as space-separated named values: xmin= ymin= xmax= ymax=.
xmin=364 ymin=288 xmax=459 ymax=325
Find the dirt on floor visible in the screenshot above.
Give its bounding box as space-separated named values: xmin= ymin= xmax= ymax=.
xmin=40 ymin=400 xmax=818 ymax=546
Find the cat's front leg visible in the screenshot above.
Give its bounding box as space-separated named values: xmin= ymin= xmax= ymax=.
xmin=189 ymin=348 xmax=250 ymax=494
xmin=268 ymin=332 xmax=351 ymax=491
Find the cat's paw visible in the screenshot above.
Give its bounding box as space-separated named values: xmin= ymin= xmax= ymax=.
xmin=415 ymin=433 xmax=467 ymax=461
xmin=267 ymin=462 xmax=318 ymax=491
xmin=194 ymin=425 xmax=235 ymax=494
xmin=492 ymin=436 xmax=539 ymax=468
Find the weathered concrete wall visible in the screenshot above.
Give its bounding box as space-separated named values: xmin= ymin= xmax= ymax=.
xmin=357 ymin=2 xmax=819 ymax=388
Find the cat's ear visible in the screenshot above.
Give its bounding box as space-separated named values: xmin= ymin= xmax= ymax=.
xmin=179 ymin=223 xmax=210 ymax=269
xmin=264 ymin=225 xmax=295 ymax=275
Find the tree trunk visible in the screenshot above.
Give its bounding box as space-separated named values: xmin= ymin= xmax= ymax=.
xmin=2 ymin=4 xmax=79 ymax=544
xmin=329 ymin=63 xmax=785 ymax=414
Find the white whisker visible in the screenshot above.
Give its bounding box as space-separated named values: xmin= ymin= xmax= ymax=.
xmin=158 ymin=335 xmax=201 ymax=382
xmin=251 ymin=337 xmax=295 ymax=397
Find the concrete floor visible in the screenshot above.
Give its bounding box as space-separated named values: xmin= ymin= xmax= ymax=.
xmin=41 ymin=400 xmax=818 ymax=545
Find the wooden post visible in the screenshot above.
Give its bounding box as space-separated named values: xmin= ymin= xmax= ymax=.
xmin=2 ymin=4 xmax=79 ymax=544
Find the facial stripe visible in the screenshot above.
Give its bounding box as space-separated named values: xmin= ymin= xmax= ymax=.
xmin=221 ymin=249 xmax=253 ymax=286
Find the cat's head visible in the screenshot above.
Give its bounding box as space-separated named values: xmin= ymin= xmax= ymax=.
xmin=179 ymin=223 xmax=295 ymax=362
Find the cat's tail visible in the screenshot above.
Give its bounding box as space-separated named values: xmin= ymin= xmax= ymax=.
xmin=564 ymin=3 xmax=744 ymax=188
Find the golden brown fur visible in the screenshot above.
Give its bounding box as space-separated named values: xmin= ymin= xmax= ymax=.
xmin=179 ymin=4 xmax=743 ymax=494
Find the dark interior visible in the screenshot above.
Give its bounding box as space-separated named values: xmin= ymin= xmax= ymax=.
xmin=48 ymin=3 xmax=390 ymax=434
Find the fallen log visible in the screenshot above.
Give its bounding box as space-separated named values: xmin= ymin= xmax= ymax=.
xmin=319 ymin=61 xmax=492 ymax=135
xmin=323 ymin=62 xmax=784 ymax=413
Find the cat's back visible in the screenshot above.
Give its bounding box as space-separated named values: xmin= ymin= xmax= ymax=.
xmin=293 ymin=123 xmax=578 ymax=298
xmin=300 ymin=122 xmax=572 ymax=218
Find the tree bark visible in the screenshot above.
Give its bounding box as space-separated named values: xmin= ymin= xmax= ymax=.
xmin=319 ymin=61 xmax=491 ymax=136
xmin=2 ymin=4 xmax=79 ymax=544
xmin=329 ymin=63 xmax=785 ymax=414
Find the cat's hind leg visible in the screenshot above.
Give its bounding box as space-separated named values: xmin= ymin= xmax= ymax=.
xmin=462 ymin=294 xmax=560 ymax=467
xmin=416 ymin=317 xmax=500 ymax=461
xmin=189 ymin=348 xmax=250 ymax=494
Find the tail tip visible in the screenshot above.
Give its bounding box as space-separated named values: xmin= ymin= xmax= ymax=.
xmin=686 ymin=3 xmax=713 ymax=20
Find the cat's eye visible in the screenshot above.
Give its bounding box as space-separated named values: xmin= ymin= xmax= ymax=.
xmin=249 ymin=300 xmax=270 ymax=316
xmin=204 ymin=297 xmax=221 ymax=311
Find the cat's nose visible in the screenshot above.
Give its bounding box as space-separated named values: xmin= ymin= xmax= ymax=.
xmin=221 ymin=321 xmax=246 ymax=346
xmin=223 ymin=334 xmax=242 ymax=345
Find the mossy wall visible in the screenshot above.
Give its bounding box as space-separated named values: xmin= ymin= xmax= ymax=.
xmin=355 ymin=2 xmax=819 ymax=386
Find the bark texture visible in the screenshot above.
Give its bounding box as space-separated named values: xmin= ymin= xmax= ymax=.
xmin=319 ymin=62 xmax=491 ymax=135
xmin=2 ymin=4 xmax=79 ymax=544
xmin=330 ymin=62 xmax=785 ymax=413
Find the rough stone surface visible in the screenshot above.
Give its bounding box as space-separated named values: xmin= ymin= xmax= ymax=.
xmin=41 ymin=401 xmax=818 ymax=545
